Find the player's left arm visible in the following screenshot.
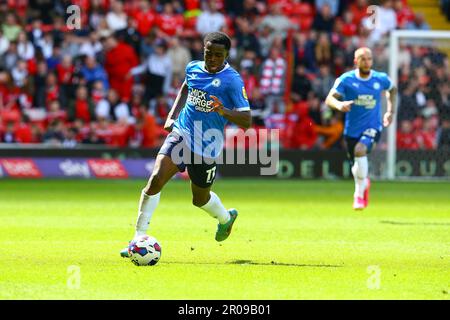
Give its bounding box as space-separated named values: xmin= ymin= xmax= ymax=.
xmin=210 ymin=95 xmax=252 ymax=129
xmin=383 ymin=85 xmax=397 ymax=127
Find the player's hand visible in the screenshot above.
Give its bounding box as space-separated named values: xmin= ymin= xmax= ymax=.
xmin=164 ymin=119 xmax=174 ymax=132
xmin=210 ymin=95 xmax=225 ymax=116
xmin=338 ymin=100 xmax=353 ymax=112
xmin=383 ymin=111 xmax=394 ymax=127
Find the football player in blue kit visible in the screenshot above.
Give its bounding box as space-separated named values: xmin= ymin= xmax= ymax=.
xmin=121 ymin=32 xmax=251 ymax=257
xmin=325 ymin=47 xmax=397 ymax=210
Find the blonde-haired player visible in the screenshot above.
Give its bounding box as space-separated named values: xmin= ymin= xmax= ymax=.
xmin=325 ymin=47 xmax=397 ymax=210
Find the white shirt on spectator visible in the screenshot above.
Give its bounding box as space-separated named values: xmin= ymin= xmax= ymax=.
xmin=131 ymin=53 xmax=173 ymax=94
xmin=259 ymin=15 xmax=293 ymax=39
xmin=376 ymin=5 xmax=397 ymax=34
xmin=106 ymin=11 xmax=127 ymax=31
xmin=363 ymin=5 xmax=397 ymax=44
xmin=36 ymin=38 xmax=53 ymax=59
xmin=96 ymin=99 xmax=111 ymax=119
xmin=0 ymin=35 xmax=9 ymax=55
xmin=17 ymin=41 xmax=35 ymax=60
xmin=11 ymin=66 xmax=27 ymax=87
xmin=79 ymin=41 xmax=103 ymax=57
xmin=196 ymin=11 xmax=226 ymax=35
xmin=114 ymin=103 xmax=135 ymax=124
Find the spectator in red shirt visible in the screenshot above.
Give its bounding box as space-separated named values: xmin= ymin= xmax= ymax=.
xmin=156 ymin=2 xmax=185 ymax=37
xmin=95 ymin=117 xmax=117 ymax=145
xmin=46 ymin=100 xmax=67 ymax=125
xmin=14 ymin=115 xmax=34 ymax=143
xmin=68 ymin=86 xmax=96 ymax=123
xmin=103 ymin=35 xmax=139 ymax=102
xmin=0 ymin=71 xmax=20 ymax=112
xmin=290 ymin=103 xmax=318 ymax=150
xmin=45 ymin=73 xmax=60 ymax=108
xmin=341 ymin=10 xmax=358 ymax=37
xmin=133 ymin=0 xmax=157 ymax=37
xmin=350 ymin=0 xmax=369 ymax=26
xmin=417 ymin=118 xmax=437 ymax=150
xmin=56 ymin=55 xmax=75 ymax=85
xmin=56 ymin=55 xmax=76 ymax=106
xmin=397 ymin=120 xmax=419 ymax=150
xmin=394 ymin=0 xmax=415 ymax=29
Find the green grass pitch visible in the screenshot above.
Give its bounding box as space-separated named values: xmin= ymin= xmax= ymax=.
xmin=0 ymin=179 xmax=448 ymax=300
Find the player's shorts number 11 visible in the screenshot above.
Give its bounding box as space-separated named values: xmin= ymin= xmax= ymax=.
xmin=206 ymin=167 xmax=217 ymax=184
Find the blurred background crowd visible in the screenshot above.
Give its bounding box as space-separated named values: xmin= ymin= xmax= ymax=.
xmin=0 ymin=0 xmax=449 ymax=150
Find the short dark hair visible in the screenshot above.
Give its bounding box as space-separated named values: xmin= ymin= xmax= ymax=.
xmin=203 ymin=32 xmax=231 ymax=52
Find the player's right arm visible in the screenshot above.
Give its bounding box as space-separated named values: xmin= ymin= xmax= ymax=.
xmin=164 ymin=80 xmax=188 ymax=132
xmin=325 ymin=76 xmax=353 ymax=112
xmin=325 ymin=92 xmax=353 ymax=112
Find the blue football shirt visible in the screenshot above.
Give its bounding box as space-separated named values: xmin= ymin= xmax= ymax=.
xmin=173 ymin=60 xmax=250 ymax=158
xmin=331 ymin=69 xmax=393 ymax=138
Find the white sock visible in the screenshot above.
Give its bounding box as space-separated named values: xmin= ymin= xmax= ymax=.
xmin=135 ymin=191 xmax=160 ymax=237
xmin=200 ymin=191 xmax=230 ymax=224
xmin=352 ymin=156 xmax=368 ymax=198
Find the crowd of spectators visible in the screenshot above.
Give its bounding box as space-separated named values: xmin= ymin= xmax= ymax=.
xmin=442 ymin=0 xmax=450 ymax=21
xmin=0 ymin=0 xmax=449 ymax=151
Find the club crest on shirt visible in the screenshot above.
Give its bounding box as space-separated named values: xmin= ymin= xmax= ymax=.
xmin=373 ymin=82 xmax=381 ymax=90
xmin=212 ymin=78 xmax=221 ymax=87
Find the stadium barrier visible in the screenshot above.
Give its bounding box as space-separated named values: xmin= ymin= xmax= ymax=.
xmin=0 ymin=147 xmax=448 ymax=179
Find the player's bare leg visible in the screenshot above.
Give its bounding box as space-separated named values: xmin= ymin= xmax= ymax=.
xmin=191 ymin=182 xmax=237 ymax=242
xmin=352 ymin=143 xmax=370 ymax=210
xmin=121 ymin=154 xmax=179 ymax=257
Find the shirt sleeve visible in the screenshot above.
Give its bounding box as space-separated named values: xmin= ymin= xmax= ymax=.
xmin=185 ymin=60 xmax=196 ymax=75
xmin=380 ymin=72 xmax=394 ymax=90
xmin=331 ymin=76 xmax=346 ymax=98
xmin=228 ymin=74 xmax=251 ymax=111
xmin=184 ymin=60 xmax=196 ymax=85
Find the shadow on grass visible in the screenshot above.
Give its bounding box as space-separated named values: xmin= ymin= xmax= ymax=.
xmin=162 ymin=260 xmax=343 ymax=268
xmin=380 ymin=220 xmax=450 ymax=226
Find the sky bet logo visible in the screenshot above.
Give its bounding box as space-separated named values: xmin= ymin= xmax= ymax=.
xmin=187 ymin=88 xmax=214 ymax=113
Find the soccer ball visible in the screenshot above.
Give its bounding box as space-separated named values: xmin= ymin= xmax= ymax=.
xmin=128 ymin=235 xmax=161 ymax=266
